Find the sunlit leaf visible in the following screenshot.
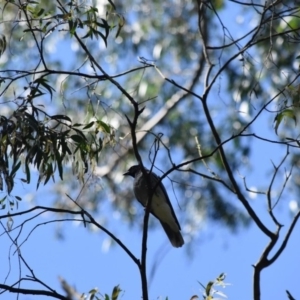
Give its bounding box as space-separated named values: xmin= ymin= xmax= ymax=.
xmin=111 ymin=285 xmax=121 ymax=300
xmin=274 ymin=109 xmax=297 ymax=135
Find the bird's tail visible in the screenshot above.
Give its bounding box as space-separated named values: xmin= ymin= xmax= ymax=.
xmin=160 ymin=221 xmax=184 ymax=248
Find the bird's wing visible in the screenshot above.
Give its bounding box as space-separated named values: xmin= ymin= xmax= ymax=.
xmin=148 ymin=171 xmax=181 ymax=231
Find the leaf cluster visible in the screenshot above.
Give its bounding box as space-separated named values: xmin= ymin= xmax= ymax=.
xmin=0 ymin=102 xmax=113 ymax=206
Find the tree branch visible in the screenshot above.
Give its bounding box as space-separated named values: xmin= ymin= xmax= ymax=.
xmin=0 ymin=284 xmax=68 ymax=300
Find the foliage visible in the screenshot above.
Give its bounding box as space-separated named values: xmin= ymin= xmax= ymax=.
xmin=0 ymin=0 xmax=300 ymax=299
xmin=83 ymin=285 xmax=121 ymax=300
xmin=0 ymin=108 xmax=112 ymax=198
xmin=200 ymin=273 xmax=229 ymax=300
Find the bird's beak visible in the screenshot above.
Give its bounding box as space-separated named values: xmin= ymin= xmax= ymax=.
xmin=123 ymin=171 xmax=130 ymax=176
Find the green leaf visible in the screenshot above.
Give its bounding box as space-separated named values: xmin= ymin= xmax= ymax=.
xmin=88 ymin=288 xmax=98 ymax=294
xmin=51 ymin=114 xmax=72 ymax=122
xmin=0 ymin=176 xmax=3 ymax=191
xmin=25 ymin=162 xmax=31 ymax=184
xmin=0 ymin=196 xmax=7 ymax=204
xmin=96 ymin=30 xmax=107 ymax=46
xmin=81 ymin=28 xmax=92 ymax=39
xmin=115 ymin=15 xmax=125 ymax=38
xmin=111 ymin=285 xmax=121 ymax=300
xmin=6 ymin=176 xmax=14 ymax=194
xmin=71 ymin=134 xmax=85 ymax=144
xmin=60 ymin=137 xmax=72 ymax=155
xmin=34 ymin=148 xmax=43 ymax=169
xmin=42 ymin=21 xmax=52 ymax=33
xmin=43 ymin=162 xmax=54 ymax=185
xmin=72 ymin=123 xmax=83 ymax=127
xmin=0 ymin=35 xmax=7 ymax=57
xmin=205 ymin=281 xmax=214 ymax=296
xmin=274 ymin=109 xmax=297 ymax=135
xmin=69 ymin=19 xmax=78 ymax=36
xmin=55 ymin=150 xmax=63 ymax=180
xmin=97 ymin=120 xmax=111 ymax=133
xmin=83 ymin=121 xmax=95 ymax=129
xmin=10 ymin=161 xmax=21 ymax=178
xmin=37 ymin=8 xmax=45 ymax=17
xmin=34 ymin=78 xmax=56 ymax=100
xmin=217 ymin=273 xmax=226 ymax=282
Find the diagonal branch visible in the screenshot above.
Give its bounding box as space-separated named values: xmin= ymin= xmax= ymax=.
xmin=201 ymin=94 xmax=274 ymax=239
xmin=267 ymin=209 xmax=300 ymax=266
xmin=0 ymin=284 xmax=67 ymax=300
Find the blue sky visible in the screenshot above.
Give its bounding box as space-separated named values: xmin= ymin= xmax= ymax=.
xmin=1 ymin=156 xmax=299 ymax=300
xmin=1 ymin=1 xmax=300 ymax=300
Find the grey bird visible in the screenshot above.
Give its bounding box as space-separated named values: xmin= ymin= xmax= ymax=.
xmin=123 ymin=165 xmax=184 ymax=248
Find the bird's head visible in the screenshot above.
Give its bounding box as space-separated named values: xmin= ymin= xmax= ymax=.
xmin=123 ymin=165 xmax=141 ymax=178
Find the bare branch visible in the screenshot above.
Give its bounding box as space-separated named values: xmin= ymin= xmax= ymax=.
xmin=268 ymin=209 xmax=300 ymax=266
xmin=266 ymin=148 xmax=290 ymax=226
xmin=0 ymin=283 xmax=68 ymax=300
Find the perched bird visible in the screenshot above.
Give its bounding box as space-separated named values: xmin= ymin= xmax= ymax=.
xmin=123 ymin=165 xmax=184 ymax=248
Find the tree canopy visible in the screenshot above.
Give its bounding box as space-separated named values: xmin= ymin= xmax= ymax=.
xmin=0 ymin=0 xmax=300 ymax=299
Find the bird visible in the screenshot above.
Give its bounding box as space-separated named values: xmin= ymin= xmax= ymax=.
xmin=123 ymin=165 xmax=184 ymax=248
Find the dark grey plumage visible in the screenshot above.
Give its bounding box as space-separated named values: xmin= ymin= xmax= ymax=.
xmin=124 ymin=165 xmax=184 ymax=248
